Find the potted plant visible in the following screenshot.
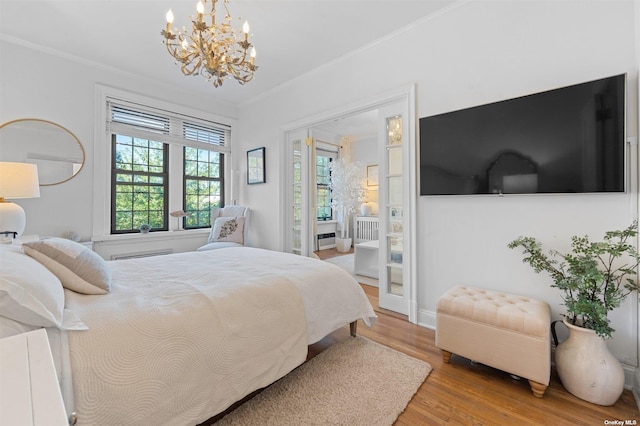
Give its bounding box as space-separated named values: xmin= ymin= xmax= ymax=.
xmin=508 ymin=221 xmax=640 ymax=405
xmin=329 ymin=156 xmax=365 ymax=252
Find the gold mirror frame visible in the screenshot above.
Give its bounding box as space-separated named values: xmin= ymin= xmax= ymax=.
xmin=0 ymin=118 xmax=85 ymax=186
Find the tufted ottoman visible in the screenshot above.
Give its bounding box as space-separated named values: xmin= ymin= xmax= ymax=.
xmin=436 ymin=285 xmax=551 ymax=397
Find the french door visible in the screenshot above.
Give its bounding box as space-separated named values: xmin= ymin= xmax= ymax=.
xmin=377 ymin=102 xmax=411 ymax=315
xmin=284 ymin=129 xmax=311 ymax=256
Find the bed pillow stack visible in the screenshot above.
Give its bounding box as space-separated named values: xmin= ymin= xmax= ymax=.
xmin=0 ymin=244 xmax=87 ymax=337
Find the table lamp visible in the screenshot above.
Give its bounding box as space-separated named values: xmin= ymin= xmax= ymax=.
xmin=170 ymin=209 xmax=187 ymax=231
xmin=0 ymin=162 xmax=40 ymax=238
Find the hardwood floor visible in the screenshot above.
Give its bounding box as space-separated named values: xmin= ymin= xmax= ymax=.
xmin=311 ymin=249 xmax=640 ymax=425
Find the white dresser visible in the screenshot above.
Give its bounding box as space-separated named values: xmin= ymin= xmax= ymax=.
xmin=0 ymin=329 xmax=68 ymax=426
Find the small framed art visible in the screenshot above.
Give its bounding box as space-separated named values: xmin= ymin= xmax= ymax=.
xmin=247 ymin=147 xmax=266 ymax=184
xmin=367 ymin=164 xmax=379 ymax=186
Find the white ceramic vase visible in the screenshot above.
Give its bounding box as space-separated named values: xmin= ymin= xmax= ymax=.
xmin=554 ymin=318 xmax=625 ymax=406
xmin=335 ymin=237 xmax=352 ymax=253
xmin=360 ymin=203 xmax=372 ymax=216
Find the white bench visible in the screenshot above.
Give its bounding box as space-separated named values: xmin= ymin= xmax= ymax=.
xmin=436 ymin=285 xmax=551 ymax=398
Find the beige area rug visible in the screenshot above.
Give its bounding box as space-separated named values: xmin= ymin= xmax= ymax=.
xmin=324 ymin=253 xmax=379 ymax=287
xmin=216 ymin=336 xmax=432 ymax=426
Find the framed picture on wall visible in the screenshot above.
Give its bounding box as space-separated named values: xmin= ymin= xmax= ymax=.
xmin=247 ymin=147 xmax=266 ymax=184
xmin=367 ymin=164 xmax=379 ymax=186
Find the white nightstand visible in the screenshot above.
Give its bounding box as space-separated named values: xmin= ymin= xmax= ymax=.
xmin=0 ymin=329 xmax=68 ymax=425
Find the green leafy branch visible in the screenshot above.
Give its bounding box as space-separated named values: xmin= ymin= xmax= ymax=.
xmin=508 ymin=221 xmax=640 ymax=338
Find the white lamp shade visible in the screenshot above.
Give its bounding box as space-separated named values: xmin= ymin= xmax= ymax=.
xmin=0 ymin=162 xmax=40 ymax=237
xmin=0 ymin=162 xmax=40 ymax=199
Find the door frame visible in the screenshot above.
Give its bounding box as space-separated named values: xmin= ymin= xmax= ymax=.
xmin=279 ymin=85 xmax=418 ymax=323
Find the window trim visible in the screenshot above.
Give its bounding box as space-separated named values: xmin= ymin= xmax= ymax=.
xmin=93 ymin=85 xmax=237 ymax=239
xmin=316 ymin=148 xmax=336 ymax=221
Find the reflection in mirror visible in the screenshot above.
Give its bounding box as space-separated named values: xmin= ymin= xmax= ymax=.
xmin=0 ymin=119 xmax=85 ymax=186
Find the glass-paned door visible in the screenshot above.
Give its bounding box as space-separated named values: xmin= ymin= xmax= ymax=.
xmin=378 ymin=104 xmax=410 ymax=315
xmin=285 ymin=129 xmax=310 ymax=256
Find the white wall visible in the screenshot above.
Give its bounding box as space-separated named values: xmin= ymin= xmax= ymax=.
xmin=351 ymin=136 xmax=378 ymax=172
xmin=0 ymin=39 xmax=239 ymax=244
xmin=237 ymin=0 xmax=639 ymax=386
xmin=352 ymin=136 xmax=379 ymax=215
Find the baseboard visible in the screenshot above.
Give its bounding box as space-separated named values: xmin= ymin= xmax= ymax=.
xmin=621 ymin=363 xmax=636 ymax=391
xmin=417 ymin=308 xmax=436 ymax=331
xmin=634 ymin=368 xmax=640 ymax=410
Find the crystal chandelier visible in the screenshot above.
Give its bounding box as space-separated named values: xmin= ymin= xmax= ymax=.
xmin=161 ymin=0 xmax=257 ymax=88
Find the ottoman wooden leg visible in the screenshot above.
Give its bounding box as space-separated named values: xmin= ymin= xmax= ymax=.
xmin=528 ymin=380 xmax=547 ymax=398
xmin=440 ymin=349 xmax=452 ymax=363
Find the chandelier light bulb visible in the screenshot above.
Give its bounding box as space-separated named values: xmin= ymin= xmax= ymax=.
xmin=196 ymin=1 xmax=205 ymax=15
xmin=250 ymin=47 xmax=256 ymax=58
xmin=242 ymin=21 xmax=250 ymax=34
xmin=165 ymin=9 xmax=174 ymax=32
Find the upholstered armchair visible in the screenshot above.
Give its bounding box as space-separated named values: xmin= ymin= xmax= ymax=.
xmin=197 ymin=205 xmax=250 ymax=251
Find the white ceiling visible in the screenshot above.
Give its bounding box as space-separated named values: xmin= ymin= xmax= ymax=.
xmin=0 ymin=0 xmax=457 ymax=108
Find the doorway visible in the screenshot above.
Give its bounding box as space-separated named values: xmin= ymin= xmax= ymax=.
xmin=281 ymin=87 xmax=417 ymax=320
xmin=311 ymin=111 xmax=379 ymax=290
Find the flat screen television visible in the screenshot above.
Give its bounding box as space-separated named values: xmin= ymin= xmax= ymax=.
xmin=419 ymin=74 xmax=626 ymax=196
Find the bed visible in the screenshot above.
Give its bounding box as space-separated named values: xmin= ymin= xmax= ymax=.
xmin=0 ymin=242 xmax=376 ymax=425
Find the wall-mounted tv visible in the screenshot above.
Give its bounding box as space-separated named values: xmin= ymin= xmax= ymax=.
xmin=419 ymin=74 xmax=626 ymax=196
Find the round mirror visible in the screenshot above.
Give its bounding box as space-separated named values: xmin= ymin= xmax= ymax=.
xmin=0 ymin=118 xmax=85 ymax=186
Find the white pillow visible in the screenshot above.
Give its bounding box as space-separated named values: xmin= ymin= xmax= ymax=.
xmin=0 ymin=246 xmax=65 ymax=327
xmin=0 ymin=315 xmax=39 ymax=338
xmin=23 ymin=238 xmax=111 ymax=295
xmin=209 ymin=216 xmax=245 ymax=244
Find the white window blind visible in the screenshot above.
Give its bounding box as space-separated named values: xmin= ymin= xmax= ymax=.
xmin=107 ymin=99 xmax=231 ymax=153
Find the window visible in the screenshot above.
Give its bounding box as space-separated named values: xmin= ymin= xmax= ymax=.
xmin=316 ymin=150 xmax=334 ymax=221
xmin=184 ymin=147 xmax=223 ymax=229
xmin=107 ymin=100 xmax=231 ymax=234
xmin=112 ymin=135 xmax=168 ymax=233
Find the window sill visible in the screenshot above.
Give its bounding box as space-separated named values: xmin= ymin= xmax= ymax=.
xmin=317 ymin=220 xmax=337 ymax=224
xmin=92 ymin=228 xmax=210 ymax=244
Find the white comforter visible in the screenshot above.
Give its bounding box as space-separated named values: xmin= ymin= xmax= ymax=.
xmin=64 ymin=247 xmax=376 ymax=425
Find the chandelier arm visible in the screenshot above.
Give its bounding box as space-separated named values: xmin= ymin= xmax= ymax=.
xmin=208 ymin=0 xmax=217 ymax=27
xmin=166 ymin=34 xmax=202 ymax=76
xmin=181 ymin=49 xmax=203 ymax=75
xmin=222 ymin=0 xmax=232 ymax=21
